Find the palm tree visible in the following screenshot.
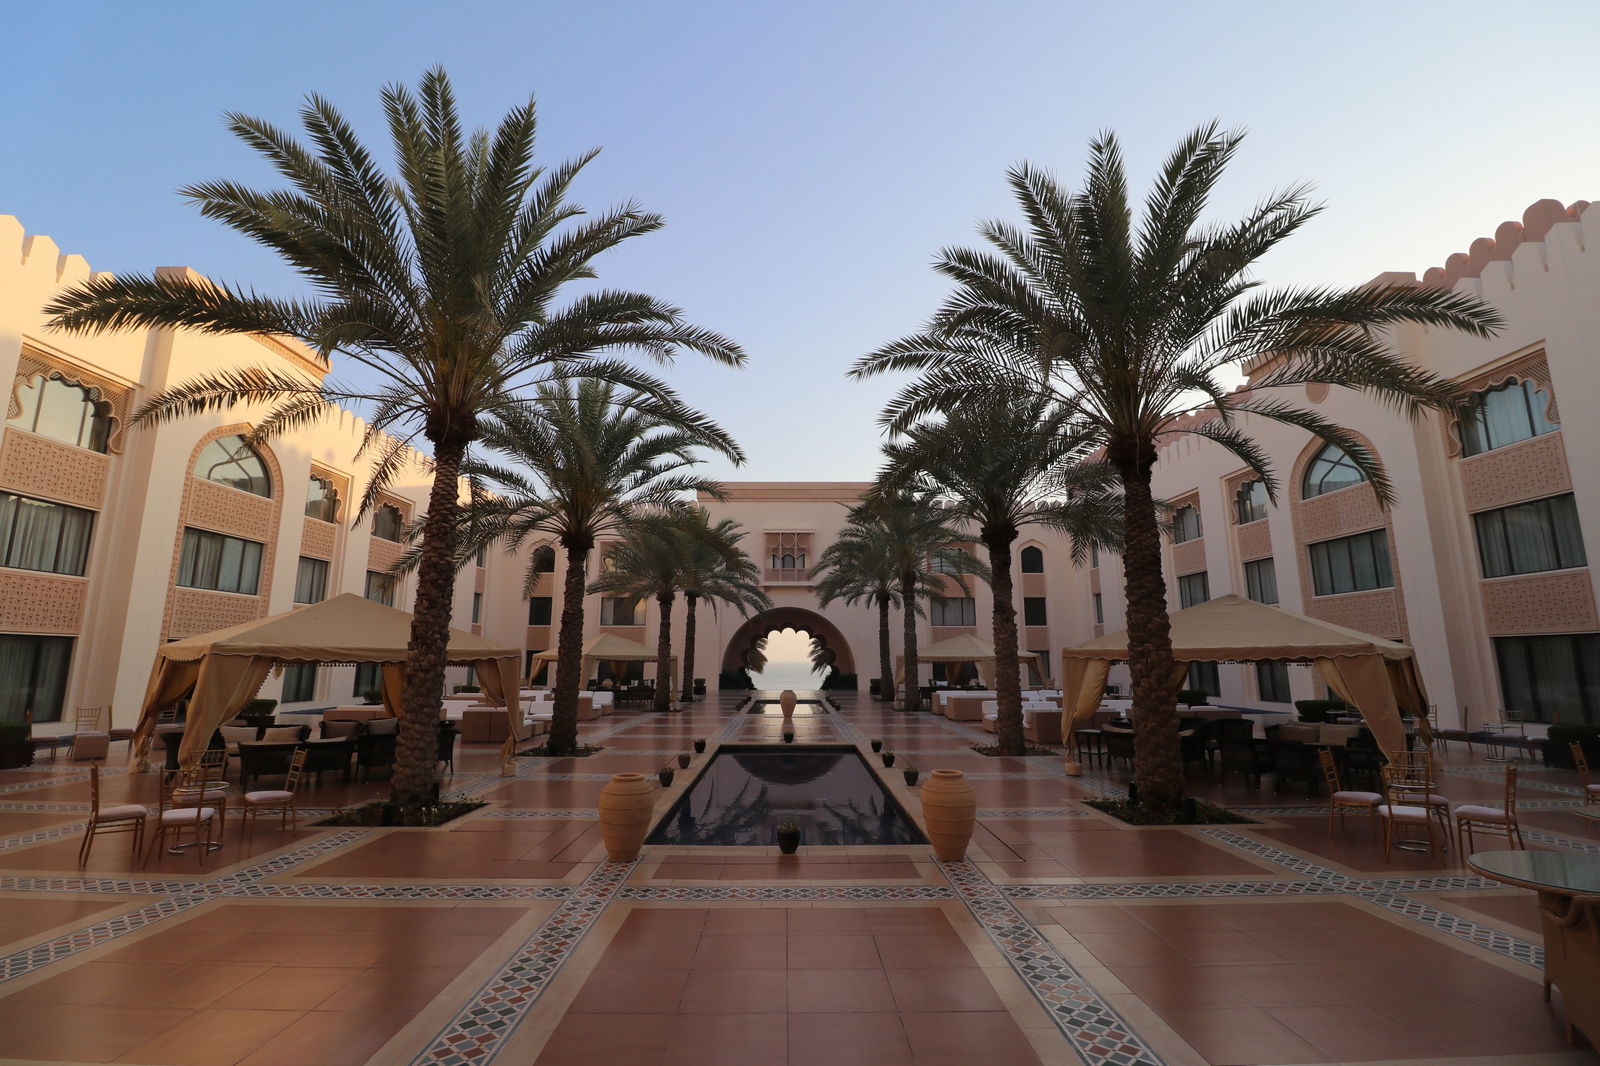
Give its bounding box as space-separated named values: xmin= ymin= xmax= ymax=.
xmin=879 ymin=391 xmax=1123 ymax=755
xmin=587 ymin=515 xmax=689 ymax=713
xmin=810 ymin=516 xmax=903 ymax=701
xmin=853 ymin=124 xmax=1500 ymax=812
xmin=42 ymin=69 xmax=743 ymax=810
xmin=675 ymin=511 xmax=771 ymax=702
xmin=850 ymin=491 xmax=988 ymax=712
xmin=459 ymin=380 xmax=741 ymax=753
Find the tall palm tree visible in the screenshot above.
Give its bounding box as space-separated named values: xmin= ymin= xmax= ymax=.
xmin=459 ymin=380 xmax=741 ymax=753
xmin=42 ymin=69 xmax=743 ymax=810
xmin=850 ymin=491 xmax=988 ymax=712
xmin=675 ymin=511 xmax=771 ymax=702
xmin=880 ymin=391 xmax=1123 ymax=755
xmin=811 ymin=516 xmax=903 ymax=701
xmin=854 ymin=124 xmax=1500 ymax=812
xmin=587 ymin=515 xmax=690 ymax=713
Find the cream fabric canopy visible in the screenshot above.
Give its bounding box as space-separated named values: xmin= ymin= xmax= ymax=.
xmin=531 ymin=632 xmax=675 ymax=686
xmin=135 ymin=594 xmax=522 ymax=770
xmin=1058 ymin=594 xmax=1427 ymax=757
xmin=894 ymin=633 xmax=1046 ymax=689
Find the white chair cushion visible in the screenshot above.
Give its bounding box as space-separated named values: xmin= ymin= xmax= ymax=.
xmin=1398 ymin=792 xmax=1449 ymax=806
xmin=1455 ymin=804 xmax=1509 ymax=822
xmin=1586 ymin=784 xmax=1600 ymax=795
xmin=219 ymin=726 xmax=257 ymax=753
xmin=1333 ymin=791 xmax=1381 ymax=805
xmin=1378 ymin=804 xmax=1430 ymax=823
xmin=160 ymin=807 xmax=216 ymax=824
xmin=98 ymin=804 xmax=148 ymax=821
xmin=244 ymin=790 xmax=294 ymax=805
xmin=175 ymin=787 xmax=228 ymax=802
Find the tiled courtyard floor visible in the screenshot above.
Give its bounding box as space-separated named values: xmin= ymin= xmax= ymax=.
xmin=2 ymin=693 xmax=1597 ymax=1065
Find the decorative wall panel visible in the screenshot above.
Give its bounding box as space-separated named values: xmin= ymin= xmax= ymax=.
xmin=1304 ymin=589 xmax=1402 ymax=639
xmin=1236 ymin=521 xmax=1272 ymax=562
xmin=525 ymin=626 xmax=552 ymax=650
xmin=188 ymin=480 xmax=276 ymax=540
xmin=1479 ymin=570 xmax=1598 ymax=635
xmin=0 ymin=572 xmax=86 ymax=633
xmin=1171 ymin=538 xmax=1206 ymax=576
xmin=300 ymin=518 xmax=336 ymax=560
xmin=1296 ymin=486 xmax=1385 ymax=544
xmin=167 ymin=588 xmax=261 ymax=639
xmin=366 ymin=538 xmax=404 ymax=574
xmin=1459 ymin=433 xmax=1572 ymax=513
xmin=0 ymin=431 xmax=109 ymax=509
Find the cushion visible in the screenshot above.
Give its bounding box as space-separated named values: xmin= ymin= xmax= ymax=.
xmin=366 ymin=717 xmax=399 ymax=736
xmin=1317 ymin=724 xmax=1361 ymax=746
xmin=320 ymin=719 xmax=361 ymax=739
xmin=1378 ymin=803 xmax=1429 ymax=822
xmin=1455 ymin=804 xmax=1509 ymax=822
xmin=160 ymin=807 xmax=216 ymax=824
xmin=1333 ymin=790 xmax=1382 ymax=805
xmin=1277 ymin=723 xmax=1320 ymax=743
xmin=260 ymin=726 xmax=305 ymax=744
xmin=1398 ymin=792 xmax=1448 ymax=806
xmin=173 ymin=787 xmax=228 ymax=802
xmin=219 ymin=726 xmax=257 ymax=752
xmin=245 ymin=790 xmax=294 ymax=805
xmin=98 ymin=804 xmax=148 ymax=821
xmin=1586 ymin=784 xmax=1600 ymax=794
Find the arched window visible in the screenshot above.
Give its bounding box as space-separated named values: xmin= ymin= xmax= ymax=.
xmin=1020 ymin=546 xmax=1044 ymax=573
xmin=1172 ymin=506 xmax=1202 ymax=544
xmin=9 ymin=376 xmax=111 ymax=453
xmin=1234 ymin=479 xmax=1268 ymax=524
xmin=371 ymin=503 xmax=403 ymax=542
xmin=1459 ymin=379 xmax=1558 ymax=456
xmin=781 ymin=553 xmax=795 ymax=569
xmin=795 ymin=551 xmax=807 ymax=569
xmin=193 ymin=435 xmax=271 ymax=497
xmin=304 ymin=474 xmax=339 ymax=521
xmin=532 ymin=544 xmax=556 ymax=573
xmin=770 ymin=551 xmax=781 ymax=568
xmin=1302 ymin=443 xmax=1367 ymax=499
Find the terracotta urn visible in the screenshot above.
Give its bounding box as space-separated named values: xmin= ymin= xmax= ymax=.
xmin=779 ymin=689 xmax=797 ymax=721
xmin=598 ymin=772 xmax=655 ymax=862
xmin=920 ymin=769 xmax=977 ymax=861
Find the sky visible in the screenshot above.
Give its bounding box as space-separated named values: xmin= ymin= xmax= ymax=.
xmin=5 ymin=0 xmax=1598 ymax=486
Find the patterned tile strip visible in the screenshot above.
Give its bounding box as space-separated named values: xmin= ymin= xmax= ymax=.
xmin=617 ymin=884 xmax=956 ymax=901
xmin=0 ymin=893 xmax=207 ymax=982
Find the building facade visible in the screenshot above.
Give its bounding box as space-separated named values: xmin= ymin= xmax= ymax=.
xmin=4 ymin=198 xmax=1597 ymax=734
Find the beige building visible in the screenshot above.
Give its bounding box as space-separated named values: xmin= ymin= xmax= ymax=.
xmin=4 ymin=198 xmax=1598 ymax=735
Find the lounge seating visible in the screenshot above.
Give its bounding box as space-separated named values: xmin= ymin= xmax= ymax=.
xmin=356 ymin=718 xmax=398 ymax=779
xmin=236 ymin=741 xmax=302 ymax=789
xmin=300 ymin=737 xmax=355 ymax=783
xmin=461 ymin=707 xmax=509 ymax=743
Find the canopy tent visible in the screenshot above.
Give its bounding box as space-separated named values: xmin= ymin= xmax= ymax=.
xmin=135 ymin=594 xmax=521 ymax=770
xmin=1058 ymin=594 xmax=1426 ymax=770
xmin=895 ymin=633 xmax=1047 ymax=689
xmin=530 ymin=632 xmax=675 ymax=687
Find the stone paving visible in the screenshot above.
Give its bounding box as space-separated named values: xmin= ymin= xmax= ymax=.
xmin=0 ymin=693 xmax=1596 ymax=1064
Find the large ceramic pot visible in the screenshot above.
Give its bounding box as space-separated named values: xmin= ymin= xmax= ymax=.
xmin=920 ymin=769 xmax=977 ymax=861
xmin=779 ymin=689 xmax=797 ymax=721
xmin=598 ymin=772 xmax=655 ymax=862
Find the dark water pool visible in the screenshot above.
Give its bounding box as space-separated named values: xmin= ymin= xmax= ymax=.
xmin=646 ymin=745 xmax=926 ymax=846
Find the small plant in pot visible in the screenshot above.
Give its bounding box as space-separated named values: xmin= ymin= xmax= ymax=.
xmin=658 ymin=766 xmax=675 ymax=787
xmin=870 ymin=738 xmax=883 ymax=753
xmin=693 ymin=738 xmax=706 ymax=754
xmin=776 ymin=822 xmax=800 ymax=854
xmin=881 ymin=750 xmax=896 ymax=768
xmin=676 ymin=752 xmax=691 ymax=769
xmin=782 ymin=730 xmax=795 ymax=743
xmin=902 ymin=766 xmax=919 ymax=786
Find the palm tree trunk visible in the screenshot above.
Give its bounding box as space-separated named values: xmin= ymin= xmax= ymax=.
xmin=680 ymin=592 xmax=698 ymax=702
xmin=1114 ymin=452 xmax=1183 ymax=815
xmin=900 ymin=570 xmax=920 ymax=712
xmin=547 ymin=537 xmax=593 ymax=757
xmin=985 ymin=530 xmax=1024 ymax=756
xmin=877 ymin=593 xmax=893 ymax=702
xmin=392 ymin=438 xmax=468 ymax=810
xmin=654 ymin=590 xmax=675 ymax=713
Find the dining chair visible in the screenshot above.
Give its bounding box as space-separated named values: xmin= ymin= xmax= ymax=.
xmin=1378 ymin=765 xmax=1445 ymax=861
xmin=78 ymin=764 xmax=148 ymax=866
xmin=1572 ymin=743 xmax=1600 ymax=806
xmin=1455 ymin=763 xmax=1525 ymax=852
xmin=1319 ymin=749 xmax=1380 ymax=837
xmin=241 ymin=748 xmax=308 ymax=839
xmin=170 ymin=749 xmax=230 ymax=837
xmin=68 ymin=706 xmax=111 ymax=761
xmin=1387 ymin=749 xmax=1452 ymax=839
xmin=147 ymin=764 xmax=221 ymax=866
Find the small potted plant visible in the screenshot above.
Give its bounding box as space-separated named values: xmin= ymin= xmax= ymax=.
xmin=658 ymin=766 xmax=675 ymax=787
xmin=776 ymin=822 xmax=800 ymax=854
xmin=676 ymin=752 xmax=691 ymax=769
xmin=881 ymin=749 xmax=896 ymax=768
xmin=870 ymin=738 xmax=883 ymax=753
xmin=902 ymin=766 xmax=919 ymax=786
xmin=693 ymin=738 xmax=706 ymax=754
xmin=782 ymin=730 xmax=795 ymax=744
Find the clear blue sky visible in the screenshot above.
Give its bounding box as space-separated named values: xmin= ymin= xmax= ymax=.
xmin=6 ymin=1 xmax=1597 ymax=481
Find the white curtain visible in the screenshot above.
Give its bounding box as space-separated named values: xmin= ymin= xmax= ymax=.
xmin=0 ymin=495 xmax=93 ymax=575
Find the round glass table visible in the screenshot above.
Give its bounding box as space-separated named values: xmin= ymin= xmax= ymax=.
xmin=1468 ymin=849 xmax=1600 ymax=896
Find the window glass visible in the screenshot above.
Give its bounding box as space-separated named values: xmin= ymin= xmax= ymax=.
xmin=1302 ymin=443 xmax=1367 ymax=499
xmin=1495 ymin=634 xmax=1600 ymax=724
xmin=1256 ymin=661 xmax=1291 ymax=702
xmin=1023 ymin=597 xmax=1047 ymax=626
xmin=472 ymin=592 xmax=482 ymax=624
xmin=294 ymin=557 xmax=328 ymax=603
xmin=1244 ymin=558 xmax=1279 ymax=604
xmin=1178 ymin=571 xmax=1209 ymax=609
xmin=1020 ymin=546 xmax=1044 ymax=573
xmin=1308 ymin=530 xmax=1393 ymax=595
xmin=0 ymin=494 xmax=94 ymax=575
xmin=371 ymin=503 xmax=403 ymax=542
xmin=353 ymin=662 xmax=382 ymax=697
xmin=0 ymin=634 xmax=74 ymax=722
xmin=1172 ymin=505 xmax=1202 ymax=543
xmin=305 ymin=474 xmax=339 ymax=521
xmin=364 ymin=570 xmax=396 ymax=606
xmin=1474 ymin=494 xmax=1587 ymax=578
xmin=528 ymin=597 xmax=553 ymax=625
xmin=475 ymin=543 xmax=487 ymax=568
xmin=1092 ymin=593 xmax=1103 ymax=625
xmin=178 ymin=529 xmax=262 ymax=594
xmin=532 ymin=545 xmax=556 ymax=573
xmin=930 ymin=597 xmax=977 ymax=626
xmin=1235 ymin=479 xmax=1268 ymax=524
xmin=1187 ymin=661 xmax=1220 ymax=698
xmin=193 ymin=435 xmax=271 ymax=497
xmin=1460 ymin=380 xmax=1559 ymax=457
xmin=931 ymin=548 xmax=970 ymax=575
xmin=281 ymin=664 xmax=317 ymax=702
xmin=600 ymin=597 xmax=642 ymax=626
xmin=7 ymin=377 xmax=110 ymax=452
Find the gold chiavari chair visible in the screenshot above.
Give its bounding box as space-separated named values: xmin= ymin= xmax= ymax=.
xmin=78 ymin=764 xmax=148 ymax=866
xmin=1455 ymin=763 xmax=1524 ymax=852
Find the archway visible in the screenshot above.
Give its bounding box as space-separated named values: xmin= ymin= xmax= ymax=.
xmin=721 ymin=607 xmax=857 ymax=689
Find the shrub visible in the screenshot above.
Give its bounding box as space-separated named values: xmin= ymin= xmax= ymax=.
xmin=243 ymin=698 xmax=278 ymax=717
xmin=1176 ymin=689 xmax=1209 ymax=708
xmin=453 ymin=684 xmax=481 ymax=694
xmin=361 ymin=689 xmax=383 ymax=705
xmin=0 ymin=722 xmax=33 ymax=769
xmin=1544 ymin=724 xmax=1600 ymax=768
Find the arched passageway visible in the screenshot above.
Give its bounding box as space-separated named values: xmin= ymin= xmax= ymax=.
xmin=721 ymin=607 xmax=857 ymax=678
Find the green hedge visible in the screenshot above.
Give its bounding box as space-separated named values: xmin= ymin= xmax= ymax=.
xmin=0 ymin=722 xmax=33 ymax=769
xmin=1543 ymin=724 xmax=1600 ymax=768
xmin=1176 ymin=689 xmax=1210 ymax=708
xmin=1294 ymin=697 xmax=1348 ymax=723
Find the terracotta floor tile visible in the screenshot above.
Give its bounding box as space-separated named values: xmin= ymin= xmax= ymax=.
xmin=785 ymin=907 xmax=871 ymax=934
xmin=535 ymin=1011 xmax=674 ymax=1064
xmin=872 ymin=932 xmax=975 ymax=969
xmin=661 ymin=1011 xmax=785 ymax=1066
xmin=568 ymin=967 xmax=689 ymax=1013
xmin=5 ymin=959 xmax=176 ymax=1005
xmin=313 ymin=966 xmax=460 ymax=1012
xmin=883 ymin=967 xmax=1003 ymax=1012
xmin=678 ymin=968 xmax=787 ymax=1013
xmin=236 ymin=1009 xmax=413 ymax=1066
xmin=701 ymin=908 xmax=787 ymax=935
xmin=787 ymin=1011 xmax=913 ymax=1065
xmin=787 ymin=968 xmax=896 ymax=1012
xmin=1071 ymin=930 xmax=1193 ymax=968
xmin=785 ymin=933 xmax=882 ymax=969
xmin=114 ymin=1006 xmax=302 ymax=1065
xmin=595 ymin=932 xmax=701 ymax=969
xmin=620 ymin=907 xmax=711 ymax=935
xmin=212 ymin=966 xmax=366 ymax=1010
xmin=690 ymin=933 xmax=785 ymax=969
xmin=1041 ymin=905 xmax=1148 ymax=933
xmin=864 ymin=908 xmax=954 ymax=934
xmin=0 ymin=1001 xmax=191 ymax=1061
xmin=1159 ymin=1005 xmax=1331 ymax=1064
xmin=899 ymin=1010 xmax=1042 ymax=1066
